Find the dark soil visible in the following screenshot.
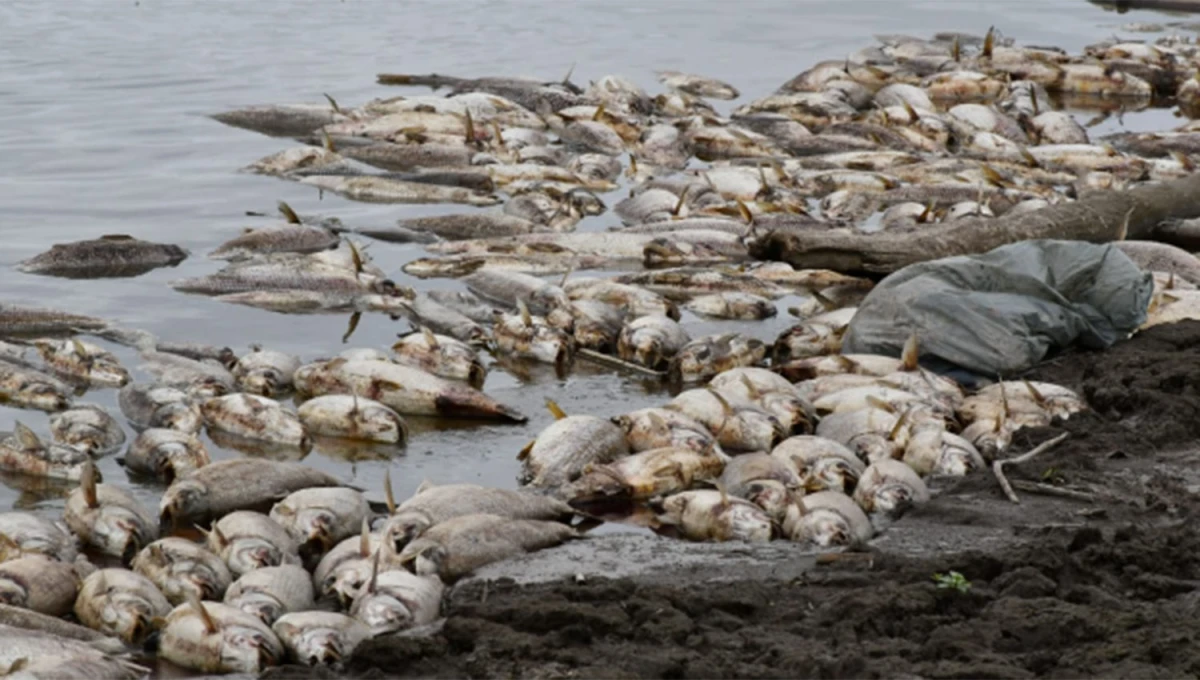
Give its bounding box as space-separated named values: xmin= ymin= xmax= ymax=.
xmin=325 ymin=322 xmax=1200 ymax=679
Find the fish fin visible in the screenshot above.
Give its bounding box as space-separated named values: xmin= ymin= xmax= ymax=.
xmin=918 ymin=201 xmax=935 ymax=223
xmin=347 ymin=240 xmax=365 ymax=279
xmin=865 ymin=395 xmax=896 ymax=413
xmin=982 ymin=26 xmax=995 ymax=60
xmin=208 ymin=524 xmax=226 ymax=549
xmin=715 ymin=481 xmax=730 ymax=508
xmin=413 ymin=478 xmax=436 ymax=496
xmin=322 ymin=130 xmax=336 ymax=153
xmin=951 ymin=35 xmax=961 ymax=62
xmin=979 ymin=164 xmax=1007 ymax=188
xmin=1116 ymin=207 xmax=1133 ymax=242
xmin=342 ymin=312 xmax=362 ymax=344
xmin=517 ymin=440 xmax=535 ymax=461
xmin=384 ymin=469 xmax=396 ymax=514
xmin=558 ymin=265 xmax=574 ymax=288
xmin=278 ymin=201 xmax=301 ymax=224
xmin=592 ymin=103 xmax=606 ymax=122
xmin=545 ymin=398 xmax=568 ymax=420
xmin=187 ymin=591 xmax=218 ymax=635
xmin=359 ymin=516 xmax=371 ymax=557
xmin=562 ymin=62 xmax=576 ymax=86
xmin=1022 ymin=380 xmax=1048 ymax=408
xmin=79 ymin=460 xmax=99 ymax=509
xmin=464 ymin=109 xmax=476 ymax=145
xmin=12 ymin=422 xmax=40 ymax=451
xmin=517 ymin=300 xmax=533 ymax=327
xmin=627 ymin=154 xmax=639 ymax=179
xmin=901 ymin=333 xmax=920 ymax=371
xmin=490 ymin=121 xmax=506 ymax=151
xmin=1018 ymin=146 xmax=1039 ymax=168
xmin=419 ymin=326 xmax=439 ymax=349
xmin=887 ymin=409 xmax=909 ymax=441
xmin=671 ymin=187 xmax=688 ymax=217
xmin=5 ymin=658 xmax=29 ymax=673
xmin=323 ymin=93 xmax=341 ymax=114
xmin=1168 ymin=272 xmax=1177 ymax=290
xmin=810 ymin=289 xmax=837 ymax=312
xmin=738 ymin=375 xmax=760 ymax=400
xmin=736 ymin=199 xmax=754 ymax=226
xmin=366 ymin=549 xmax=381 ymax=594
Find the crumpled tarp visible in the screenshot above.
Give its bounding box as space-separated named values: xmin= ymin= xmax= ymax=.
xmin=841 ymin=239 xmax=1154 ymax=378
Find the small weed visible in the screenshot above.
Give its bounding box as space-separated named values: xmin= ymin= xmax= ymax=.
xmin=933 ymin=571 xmax=972 ymax=594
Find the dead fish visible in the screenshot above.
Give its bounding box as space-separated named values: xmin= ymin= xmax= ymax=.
xmin=205 ymin=511 xmax=302 ymax=579
xmin=657 ymin=70 xmax=739 ymax=100
xmin=159 ymin=597 xmax=283 ymax=674
xmin=719 ymin=452 xmax=801 ymax=512
xmin=231 ymin=346 xmax=302 ymax=397
xmin=0 ymin=360 xmax=71 ymax=412
xmin=200 ymin=393 xmax=310 ymax=450
xmin=518 ymin=399 xmax=629 ymax=488
xmin=392 ymin=327 xmax=486 ymax=387
xmin=349 ymin=557 xmax=444 ymax=635
xmin=493 ymin=302 xmax=575 ymax=368
xmin=398 ymin=513 xmax=576 ymax=581
xmin=462 ymin=270 xmax=569 ymax=314
xmin=666 ymin=389 xmax=786 ymax=453
xmin=616 ymin=267 xmax=789 ymax=300
xmin=273 ymin=611 xmax=372 ymax=667
xmin=853 ymin=459 xmax=930 ymax=519
xmin=0 ymin=304 xmax=107 ymax=336
xmin=223 ymin=565 xmax=314 ymax=626
xmin=119 ymin=428 xmax=209 ymax=483
xmin=772 ymin=308 xmax=857 ymax=362
xmin=270 ymin=487 xmax=369 ymax=558
xmin=683 ymin=292 xmax=776 ymax=320
xmin=158 ymin=458 xmax=344 ymax=530
xmin=0 ymin=512 xmax=77 ymax=563
xmin=392 ymin=212 xmax=545 ymax=241
xmin=17 ymin=235 xmax=187 ymax=279
xmin=812 ymin=384 xmax=947 ymax=418
xmin=670 ymin=333 xmax=767 ymax=383
xmin=293 ymin=358 xmax=526 ymax=421
xmin=211 ymin=102 xmax=346 ymax=137
xmin=382 ymin=477 xmax=574 ymax=554
xmin=616 ymin=314 xmax=690 ymax=371
xmin=135 ymin=345 xmax=236 ymax=395
xmin=297 ymin=394 xmax=408 ymax=445
xmin=117 ymin=383 xmax=202 ymax=433
xmin=131 ymin=538 xmax=232 ymax=605
xmin=299 ymin=174 xmax=501 ymax=206
xmin=0 ymin=624 xmax=145 ymax=678
xmin=655 ymin=489 xmax=772 ymax=542
xmin=709 ymin=369 xmax=818 ymax=436
xmin=1114 ymin=240 xmax=1200 ymax=285
xmin=0 ymin=422 xmax=91 ymax=481
xmin=565 ymin=278 xmax=680 ymax=319
xmin=771 ymin=435 xmax=865 ymax=494
xmin=562 ymin=446 xmax=725 ymax=504
xmin=0 ymin=556 xmax=82 ymax=616
xmin=64 ymin=462 xmax=156 ymax=562
xmin=782 ymin=490 xmax=874 ymax=547
xmin=210 ymin=225 xmax=340 ymax=261
xmin=74 ymin=568 xmax=171 ymax=645
xmin=425 ymin=290 xmax=496 ymax=324
xmin=49 ymin=404 xmax=126 ymax=456
xmin=31 ymin=338 xmax=129 ymax=387
xmin=614 ymin=407 xmax=721 ymax=455
xmin=814 ymin=407 xmax=904 ymax=463
xmin=243 ymin=145 xmax=348 ymax=176
xmin=903 ymin=421 xmax=986 ymax=476
xmin=313 ymin=524 xmax=403 ymax=605
xmin=390 ymin=294 xmax=491 ymax=346
xmin=564 ymin=299 xmax=624 ymax=352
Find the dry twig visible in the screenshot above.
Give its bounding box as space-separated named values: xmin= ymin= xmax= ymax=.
xmin=992 ymin=433 xmax=1070 ymax=504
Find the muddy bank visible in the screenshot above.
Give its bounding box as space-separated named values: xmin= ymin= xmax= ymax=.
xmin=310 ymin=322 xmax=1200 ymax=679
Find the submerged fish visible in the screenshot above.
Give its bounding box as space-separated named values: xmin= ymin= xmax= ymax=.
xmin=17 ymin=235 xmax=187 ymax=279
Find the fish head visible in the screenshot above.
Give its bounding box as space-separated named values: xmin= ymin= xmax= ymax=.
xmin=101 ymin=593 xmax=157 ymax=644
xmin=97 ymin=508 xmax=151 ymax=564
xmin=793 ymin=508 xmax=852 ymax=547
xmin=291 ymin=625 xmax=345 ymax=666
xmin=870 ymin=482 xmax=917 ymax=518
xmin=186 ymin=376 xmax=230 ymax=401
xmin=567 ymin=189 xmax=607 ymax=216
xmin=155 ymin=402 xmax=202 ymax=434
xmin=231 ymin=592 xmax=286 ymax=626
xmin=352 ymin=592 xmax=415 ymax=636
xmin=530 ymin=327 xmax=574 ymax=368
xmin=0 ymin=577 xmax=28 ymax=608
xmin=730 ymin=410 xmax=788 ymax=451
xmin=159 ymin=479 xmax=207 ymax=532
xmin=220 ymin=624 xmax=281 ymax=673
xmin=383 ymin=511 xmax=432 ymax=556
xmin=229 ymin=538 xmax=283 ymax=576
xmin=90 ymin=363 xmax=132 ymax=387
xmin=545 ymin=306 xmax=575 ymax=334
xmin=848 ymin=435 xmax=897 ymax=465
xmin=935 ymin=448 xmax=981 ymax=477
xmin=23 ymin=384 xmax=70 ymax=412
xmin=239 ymin=369 xmax=282 ymax=398
xmin=329 ymin=561 xmax=372 ymax=607
xmin=292 ymin=365 xmax=318 ymax=396
xmin=294 ymin=509 xmax=338 ymax=557
xmin=812 ymin=457 xmax=861 ymax=494
xmin=670 ymin=342 xmax=714 ymax=382
xmin=743 ymin=480 xmax=791 ymax=522
xmin=182 ymin=564 xmax=226 ymax=601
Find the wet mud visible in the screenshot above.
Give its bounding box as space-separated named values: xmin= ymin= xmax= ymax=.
xmin=276 ymin=322 xmax=1200 ymax=679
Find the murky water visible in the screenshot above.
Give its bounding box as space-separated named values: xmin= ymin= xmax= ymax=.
xmin=0 ymin=0 xmax=1184 ymax=518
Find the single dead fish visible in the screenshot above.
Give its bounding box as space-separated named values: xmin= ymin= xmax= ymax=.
xmin=657 ymin=70 xmax=740 ymax=100
xmin=205 ymin=511 xmax=302 ymax=579
xmin=0 ymin=360 xmax=72 ymax=412
xmin=131 ymin=538 xmax=233 ymax=605
xmin=117 ymin=383 xmax=202 ymax=433
xmin=770 ymin=435 xmax=864 ymax=494
xmin=518 ymin=399 xmax=629 ymax=488
xmin=300 ymin=174 xmax=501 ymax=206
xmin=349 ymin=560 xmax=444 ymax=635
xmin=32 ymin=338 xmax=130 ymax=387
xmin=270 ymin=487 xmax=369 ymax=558
xmin=209 ymin=225 xmax=340 ymax=261
xmin=158 ymin=597 xmax=283 ymax=674
xmin=616 ymin=314 xmax=690 ymax=371
xmin=782 ymin=490 xmax=874 ymax=547
xmin=667 ymin=389 xmax=786 ymax=452
xmin=0 ymin=556 xmax=83 ymax=616
xmin=614 ymin=407 xmax=722 ymax=455
xmin=0 ymin=304 xmax=107 ymax=336
xmin=17 ymin=235 xmax=187 ymax=279
xmin=273 ymin=611 xmax=372 ymax=667
xmin=392 ymin=327 xmax=486 ymax=387
xmin=119 ymin=428 xmax=209 ymax=484
xmin=158 ymin=459 xmax=344 ymax=530
xmin=297 ymin=394 xmax=408 ymax=445
xmin=0 ymin=422 xmax=92 ymax=481
xmin=49 ymin=404 xmax=126 ymax=456
xmin=655 ymin=489 xmax=772 ymax=543
xmin=670 ymin=333 xmax=767 ymax=383
xmin=0 ymin=512 xmax=77 ymax=563
xmin=232 ymin=346 xmax=302 ymax=397
xmin=398 ymin=513 xmax=576 ymax=581
xmin=852 ymin=459 xmax=930 ymax=519
xmin=493 ymin=302 xmax=575 ymax=368
xmin=561 ymin=446 xmax=725 ymax=504
xmin=223 ymin=564 xmax=314 ymax=626
xmin=64 ymin=462 xmax=157 ymax=563
xmin=683 ymin=292 xmax=777 ymax=320
xmin=74 ymin=568 xmax=171 ymax=645
xmin=200 ymin=393 xmax=311 ymax=450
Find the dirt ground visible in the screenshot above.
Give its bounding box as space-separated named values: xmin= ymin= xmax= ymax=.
xmin=281 ymin=321 xmax=1200 ymax=679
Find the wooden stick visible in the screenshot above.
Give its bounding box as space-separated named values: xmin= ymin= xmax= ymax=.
xmin=992 ymin=433 xmax=1069 ymax=504
xmin=1010 ymin=480 xmax=1096 ymax=503
xmin=576 ymin=348 xmax=666 ymax=378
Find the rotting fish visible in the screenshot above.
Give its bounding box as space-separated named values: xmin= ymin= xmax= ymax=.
xmin=719 ymin=453 xmax=802 ymax=517
xmin=0 ymin=422 xmax=92 ymax=481
xmin=561 ymin=446 xmax=725 ymax=504
xmin=117 ymin=383 xmax=202 ymax=433
xmin=211 ymin=103 xmax=347 ymax=138
xmin=771 ymin=435 xmax=865 ymax=494
xmin=493 ymin=302 xmax=575 ymax=368
xmin=158 ymin=458 xmax=344 ymax=530
xmin=853 ymin=459 xmax=931 ymax=519
xmin=158 ymin=597 xmax=284 ymax=674
xmin=293 ymin=358 xmax=526 ymax=421
xmin=223 ymin=564 xmax=314 ymax=626
xmin=0 ymin=304 xmax=107 ymax=336
xmin=243 ymin=145 xmax=348 ymax=177
xmin=655 ymin=489 xmax=773 ymax=543
xmin=566 ymin=279 xmax=680 ymax=319
xmin=205 ymin=511 xmax=302 ymax=579
xmin=670 ymin=333 xmax=767 ymax=383
xmin=392 ymin=212 xmax=546 ymax=241
xmin=299 ymin=174 xmax=502 ymax=206
xmin=74 ymin=568 xmax=171 ymax=645
xmin=31 ymin=338 xmax=130 ymax=387
xmin=683 ymin=292 xmax=777 ymax=320
xmin=782 ymin=490 xmax=874 ymax=547
xmin=0 ymin=556 xmax=83 ymax=616
xmin=131 ymin=538 xmax=233 ymax=605
xmin=614 ymin=407 xmax=723 ymax=455
xmin=814 ymin=407 xmax=905 ymax=464
xmin=0 ymin=360 xmax=71 ymax=412
xmin=398 ymin=513 xmax=577 ymax=581
xmin=313 ymin=523 xmax=402 ymax=605
xmin=0 ymin=603 xmax=124 ymax=651
xmin=64 ymin=462 xmax=156 ymax=563
xmin=119 ymin=428 xmax=209 ymax=484
xmin=391 ymin=293 xmax=491 ymax=345
xmin=0 ymin=624 xmax=146 ymax=678
xmin=49 ymin=404 xmax=126 ymax=456
xmin=657 ymin=70 xmax=740 ymax=100
xmin=273 ymin=611 xmax=372 ymax=667
xmin=231 ymin=346 xmax=302 ymax=397
xmin=392 ymin=327 xmax=486 ymax=387
xmin=518 ymin=399 xmax=629 ymax=488
xmin=616 ymin=267 xmax=789 ymax=300
xmin=616 ymin=314 xmax=690 ymax=371
xmin=667 ymin=389 xmax=786 ymax=453
xmin=0 ymin=512 xmax=77 ymax=563
xmin=270 ymin=487 xmax=369 ymax=558
xmin=297 ymin=394 xmax=408 ymax=445
xmin=17 ymin=235 xmax=187 ymax=279
xmin=349 ymin=556 xmax=444 ymax=635
xmin=200 ymin=393 xmax=311 ymax=451
xmin=772 ymin=307 xmax=857 ymax=363
xmin=461 ymin=270 xmax=569 ymax=314
xmin=426 ymin=290 xmax=496 ymax=324
xmin=209 ymin=225 xmax=340 ymax=261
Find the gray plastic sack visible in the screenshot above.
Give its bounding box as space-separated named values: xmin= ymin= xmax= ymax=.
xmin=840 ymin=239 xmax=1154 ymax=378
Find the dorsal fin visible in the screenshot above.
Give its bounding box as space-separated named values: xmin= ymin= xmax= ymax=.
xmin=982 ymin=26 xmax=995 ymax=60
xmin=419 ymin=326 xmax=439 ymax=349
xmin=951 ymin=35 xmax=961 ymax=62
xmin=592 ymin=103 xmax=606 ymax=122
xmin=464 ymin=109 xmax=476 ymax=145
xmin=188 ymin=592 xmax=218 ymax=634
xmin=887 ymin=409 xmax=909 ymax=440
xmin=358 ymin=517 xmax=370 ymax=558
xmin=715 ymin=481 xmax=730 ymax=509
xmin=211 ymin=523 xmax=228 ymax=548
xmin=517 ymin=300 xmax=532 ymax=326
xmin=384 ymin=469 xmax=396 ymax=514
xmin=366 ymin=549 xmax=381 ymax=594
xmin=545 ymin=399 xmax=567 ymax=420
xmin=13 ymin=422 xmax=40 ymax=451
xmin=1116 ymin=207 xmax=1133 ymax=241
xmin=627 ymin=154 xmax=639 ymax=179
xmin=901 ymin=333 xmax=920 ymax=371
xmin=739 ymin=374 xmax=760 ymax=400
xmin=671 ymin=187 xmax=688 ymax=217
xmin=323 ymin=93 xmax=341 ymax=114
xmin=278 ymin=201 xmax=301 ymax=224
xmin=322 ymin=130 xmax=336 ymax=153
xmin=342 ymin=311 xmax=362 ymax=345
xmin=413 ymin=479 xmax=436 ymax=496
xmin=1167 ymin=272 xmax=1177 ymax=290
xmin=81 ymin=460 xmax=99 ymax=509
xmin=1022 ymin=379 xmax=1048 ymax=407
xmin=646 ymin=409 xmax=669 ymax=433
xmin=736 ymin=199 xmax=754 ymax=225
xmin=997 ymin=381 xmax=1010 ymax=432
xmin=490 ymin=121 xmax=506 ymax=150
xmin=705 ymin=388 xmax=735 ymax=416
xmin=866 ymin=395 xmax=896 ymax=413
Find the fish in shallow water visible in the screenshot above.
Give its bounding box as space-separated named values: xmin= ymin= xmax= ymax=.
xmin=17 ymin=235 xmax=187 ymax=279
xmin=296 ymin=394 xmax=408 ymax=445
xmin=64 ymin=462 xmax=157 ymax=563
xmin=158 ymin=597 xmax=284 ymax=674
xmin=209 ymin=225 xmax=341 ymax=261
xmin=119 ymin=428 xmax=210 ymax=483
xmin=205 ymin=511 xmax=302 ymax=579
xmin=299 ymin=174 xmax=502 ymax=206
xmin=657 ymin=70 xmax=740 ymax=99
xmin=518 ymin=399 xmax=629 ymax=489
xmin=200 ymin=393 xmax=311 ymax=451
xmin=398 ymin=512 xmax=576 ymax=582
xmin=270 ymin=487 xmax=369 ymax=559
xmin=392 ymin=326 xmax=486 ymax=387
xmin=614 ymin=407 xmax=722 ymax=455
xmin=210 ymin=102 xmax=347 ymax=137
xmin=0 ymin=512 xmax=77 ymax=563
xmin=667 ymin=389 xmax=786 ymax=453
xmin=74 ymin=568 xmax=171 ymax=645
xmin=49 ymin=404 xmax=126 ymax=456
xmin=223 ymin=564 xmax=314 ymax=626
xmin=493 ymin=302 xmax=576 ymax=368
xmin=683 ymin=292 xmax=777 ymax=320
xmin=131 ymin=537 xmax=232 ymax=605
xmin=654 ymin=489 xmax=773 ymax=543
xmin=231 ymin=346 xmax=302 ymax=397
xmin=669 ymin=333 xmax=767 ymax=383
xmin=0 ymin=304 xmax=107 ymax=336
xmin=117 ymin=383 xmax=202 ymax=433
xmin=616 ymin=314 xmax=690 ymax=371
xmin=273 ymin=611 xmax=372 ymax=667
xmin=31 ymin=338 xmax=130 ymax=387
xmin=0 ymin=422 xmax=92 ymax=481
xmin=0 ymin=360 xmax=72 ymax=412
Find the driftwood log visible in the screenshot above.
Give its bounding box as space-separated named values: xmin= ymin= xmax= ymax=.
xmin=750 ymin=172 xmax=1200 ymax=275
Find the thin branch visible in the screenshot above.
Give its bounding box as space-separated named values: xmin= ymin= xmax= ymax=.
xmin=993 ymin=433 xmax=1070 ymax=504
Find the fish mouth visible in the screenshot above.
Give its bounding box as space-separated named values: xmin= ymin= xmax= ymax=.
xmin=467 ymin=362 xmax=487 ymax=390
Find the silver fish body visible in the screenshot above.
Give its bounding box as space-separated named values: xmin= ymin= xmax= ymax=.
xmin=783 ymin=490 xmax=874 ymax=547
xmin=770 ymin=435 xmax=865 ymax=494
xmin=398 ymin=513 xmax=576 ymax=582
xmin=210 ymin=225 xmax=340 ymax=261
xmin=666 ymin=389 xmax=786 ymax=453
xmin=224 ymin=564 xmax=315 ymax=626
xmin=0 ymin=625 xmax=145 ymax=679
xmin=493 ymin=307 xmax=575 ymax=367
xmin=519 ymin=415 xmax=630 ymax=488
xmin=616 ymin=314 xmax=690 ymax=371
xmin=684 ymin=293 xmax=777 ymax=320
xmin=0 ymin=424 xmax=92 ymax=480
xmin=74 ymin=568 xmax=171 ymax=645
xmin=853 ymin=459 xmax=930 ymax=519
xmin=200 ymin=393 xmax=310 ymax=450
xmin=159 ymin=459 xmax=344 ymax=529
xmin=0 ymin=360 xmax=72 ymax=412
xmin=64 ymin=474 xmax=158 ymax=563
xmin=32 ymin=338 xmax=130 ymax=387
xmin=670 ymin=333 xmax=767 ymax=383
xmin=0 ymin=556 xmax=83 ymax=616
xmin=120 ymin=428 xmax=210 ymax=483
xmin=273 ymin=611 xmax=372 ymax=667
xmin=392 ymin=328 xmax=486 ymax=387
xmin=614 ymin=407 xmax=721 ymax=455
xmin=349 ymin=568 xmax=444 ymax=636
xmin=131 ymin=538 xmax=233 ymax=605
xmin=0 ymin=512 xmax=77 ymax=563
xmin=207 ymin=511 xmax=302 ymax=578
xmin=17 ymin=235 xmax=187 ymax=279
xmin=49 ymin=404 xmax=126 ymax=456
xmin=117 ymin=384 xmax=202 ymax=434
xmin=297 ymin=395 xmax=408 ymax=444
xmin=159 ymin=600 xmax=284 ymax=674
xmin=270 ymin=488 xmax=370 ymax=557
xmin=232 ymin=347 xmax=302 ymax=397
xmin=656 ymin=490 xmax=773 ymax=543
